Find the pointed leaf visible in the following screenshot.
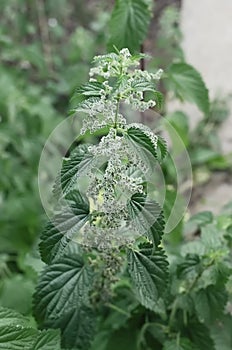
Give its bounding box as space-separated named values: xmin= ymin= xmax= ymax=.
xmin=184 ymin=318 xmax=215 ymax=350
xmin=131 ymin=79 xmax=156 ymax=92
xmin=176 ymin=254 xmax=202 ymax=279
xmin=157 ymin=136 xmax=167 ymax=161
xmin=128 ymin=245 xmax=168 ymax=310
xmin=127 ymin=124 xmax=157 ymax=158
xmin=53 ymin=143 xmax=94 ymax=198
xmin=126 ymin=124 xmax=158 ymax=171
xmin=52 ymin=306 xmax=96 ymax=350
xmin=167 ymin=63 xmax=209 ymax=115
xmin=34 ymin=246 xmax=93 ymax=326
xmin=193 ymin=286 xmax=227 ymax=324
xmin=75 ymin=82 xmax=105 ymax=97
xmin=128 ymin=193 xmax=164 ymax=246
xmin=210 ymin=316 xmax=232 ymax=350
xmin=108 ymin=0 xmax=151 ymax=53
xmin=40 ymin=190 xmax=90 ymax=264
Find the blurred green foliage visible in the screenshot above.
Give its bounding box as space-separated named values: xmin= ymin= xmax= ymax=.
xmin=0 ymin=0 xmax=109 ymax=313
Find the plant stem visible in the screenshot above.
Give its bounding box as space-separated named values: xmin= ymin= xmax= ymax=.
xmin=105 ymin=302 xmax=130 ymax=317
xmin=168 ymin=297 xmax=178 ymax=329
xmin=140 ymin=44 xmax=146 ymax=124
xmin=114 ymin=98 xmax=120 ymax=131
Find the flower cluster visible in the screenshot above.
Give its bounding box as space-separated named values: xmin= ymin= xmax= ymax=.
xmin=72 ymin=49 xmax=162 ymax=249
xmin=75 ymin=48 xmax=162 ymax=135
xmin=75 ymin=127 xmax=146 ymax=249
xmin=89 ymin=48 xmax=139 ymax=79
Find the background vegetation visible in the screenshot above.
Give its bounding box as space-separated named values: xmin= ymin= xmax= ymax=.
xmin=0 ymin=1 xmax=232 ymax=349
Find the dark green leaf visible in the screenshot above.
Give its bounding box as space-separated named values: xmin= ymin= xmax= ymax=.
xmin=58 ymin=306 xmax=96 ymax=350
xmin=167 ymin=63 xmax=209 ymax=115
xmin=126 ymin=124 xmax=158 ymax=171
xmin=127 ymin=124 xmax=157 ymax=158
xmin=40 ymin=190 xmax=90 ymax=264
xmin=128 ymin=246 xmax=168 ymax=310
xmin=144 ymin=90 xmax=164 ymax=110
xmin=128 ymin=193 xmax=164 ymax=246
xmin=176 ymin=254 xmax=202 ymax=279
xmin=184 ymin=318 xmax=215 ymax=350
xmin=193 ymin=286 xmax=227 ymax=324
xmin=210 ymin=316 xmax=232 ymax=350
xmin=153 ymin=90 xmax=164 ymax=110
xmin=53 ymin=143 xmax=94 ymax=198
xmin=157 ymin=136 xmax=168 ymax=161
xmin=34 ymin=246 xmax=93 ymax=325
xmin=108 ymin=0 xmax=151 ymax=53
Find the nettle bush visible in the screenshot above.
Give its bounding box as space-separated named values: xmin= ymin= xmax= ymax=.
xmin=31 ymin=50 xmax=232 ymax=350
xmin=0 ymin=47 xmax=232 ymax=350
xmin=34 ymin=49 xmax=168 ymax=349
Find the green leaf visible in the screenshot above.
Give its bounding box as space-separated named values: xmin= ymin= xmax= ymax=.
xmin=108 ymin=0 xmax=151 ymax=53
xmin=33 ymin=246 xmax=93 ymax=326
xmin=0 ymin=313 xmax=61 ymax=350
xmin=184 ymin=318 xmax=215 ymax=350
xmin=190 ymin=148 xmax=220 ymax=165
xmin=188 ymin=211 xmax=213 ymax=228
xmin=53 ymin=143 xmax=94 ymax=198
xmin=163 ymin=337 xmax=196 ymax=350
xmin=40 ymin=190 xmax=90 ymax=264
xmin=70 ymin=97 xmax=101 ymax=115
xmin=167 ymin=111 xmax=189 ymax=147
xmin=210 ymin=316 xmax=232 ymax=350
xmin=33 ymin=330 xmax=61 ymax=350
xmin=167 ymin=63 xmax=209 ymax=115
xmin=144 ymin=90 xmax=164 ymax=110
xmin=193 ymin=286 xmax=227 ymax=324
xmin=128 ymin=245 xmax=168 ymax=310
xmin=176 ymin=254 xmax=202 ymax=279
xmin=157 ymin=136 xmax=168 ymax=161
xmin=153 ymin=90 xmax=164 ymax=110
xmin=127 ymin=124 xmax=157 ymax=158
xmin=126 ymin=124 xmax=158 ymax=171
xmin=131 ymin=80 xmax=155 ymax=91
xmin=0 ymin=326 xmax=37 ymax=350
xmin=184 ymin=211 xmax=214 ymax=237
xmin=103 ymin=313 xmax=143 ymax=350
xmin=200 ymin=224 xmax=224 ymax=251
xmin=76 ymin=81 xmax=104 ymax=97
xmin=128 ymin=193 xmax=164 ymax=246
xmin=56 ymin=306 xmax=96 ymax=350
xmin=0 ymin=307 xmax=29 ymax=328
xmin=70 ymin=82 xmax=105 ymax=114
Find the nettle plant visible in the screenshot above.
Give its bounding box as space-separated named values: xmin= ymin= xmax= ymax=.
xmin=34 ymin=49 xmax=168 ymax=349
xmin=32 ymin=49 xmax=232 ymax=350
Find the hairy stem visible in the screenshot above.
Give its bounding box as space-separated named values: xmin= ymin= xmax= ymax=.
xmin=114 ymin=98 xmax=120 ymax=131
